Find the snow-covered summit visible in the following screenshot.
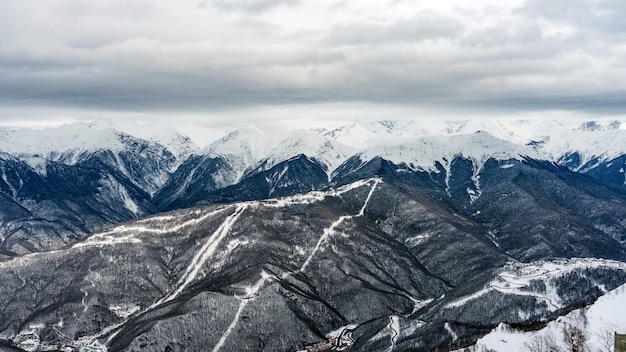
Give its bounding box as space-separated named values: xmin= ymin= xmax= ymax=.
xmin=202 ymin=127 xmax=356 ymax=180
xmin=202 ymin=126 xmax=286 ymax=181
xmin=0 ymin=120 xmax=231 ymax=174
xmin=315 ymin=120 xmax=428 ymax=148
xmin=3 ymin=118 xmax=626 ymax=183
xmin=315 ymin=118 xmax=626 ymax=170
xmin=357 ymin=131 xmax=536 ymax=173
xmin=245 ymin=130 xmax=357 ymax=177
xmin=0 ymin=122 xmax=125 ymax=157
xmin=575 ymin=120 xmax=622 ymax=131
xmin=87 ymin=119 xmax=227 ymax=159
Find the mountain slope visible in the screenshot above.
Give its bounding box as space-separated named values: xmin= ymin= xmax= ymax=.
xmin=0 ymin=180 xmax=449 ymax=351
xmin=0 ymin=180 xmax=624 ymax=352
xmin=457 ymin=280 xmax=626 ymax=352
xmin=316 ymin=119 xmax=626 ymax=188
xmin=0 ymin=124 xmax=182 ymax=254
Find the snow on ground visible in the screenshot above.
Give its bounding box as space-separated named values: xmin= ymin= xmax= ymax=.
xmin=72 ymin=205 xmax=249 ymax=349
xmin=318 ymin=118 xmax=626 ymax=171
xmin=3 ymin=119 xmax=626 ymax=186
xmin=108 ymin=304 xmax=141 ymax=319
xmin=189 ymin=118 xmax=626 ymax=177
xmin=455 ymin=282 xmax=626 ymax=352
xmin=153 ymin=204 xmax=248 ymax=306
xmin=202 ymin=126 xmax=287 ymax=181
xmin=445 ymin=322 xmax=459 ymax=342
xmin=103 ymin=119 xmax=226 ymax=150
xmin=83 ymin=204 xmax=238 ymax=247
xmin=444 ymin=258 xmax=626 ymax=313
xmin=73 ymin=234 xmax=142 ymax=248
xmin=259 ymin=177 xmax=380 ymax=208
xmin=212 ymin=272 xmax=272 ymax=352
xmin=296 ymin=179 xmax=380 ymax=273
xmin=253 ymin=129 xmax=357 ymax=177
xmin=316 ymin=120 xmax=429 ymax=149
xmin=0 ymin=122 xmax=125 ymax=157
xmin=358 ymin=132 xmax=537 ymax=174
xmin=211 ymin=179 xmax=380 ymax=352
xmin=74 ymin=179 xmax=381 ymax=252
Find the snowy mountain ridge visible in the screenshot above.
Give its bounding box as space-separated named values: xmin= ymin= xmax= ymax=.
xmin=356 ymin=131 xmax=537 ymax=174
xmin=317 ymin=118 xmax=626 ymax=166
xmin=2 ymin=117 xmax=626 ymax=352
xmin=2 ymin=118 xmax=626 ymax=178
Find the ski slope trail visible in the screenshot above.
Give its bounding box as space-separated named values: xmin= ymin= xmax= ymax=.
xmin=155 ymin=204 xmax=248 ymax=306
xmin=211 ymin=273 xmax=271 ymax=352
xmin=299 ymin=178 xmax=380 ymax=273
xmin=386 ymin=315 xmax=400 ymax=352
xmin=82 ymin=205 xmax=248 ymax=348
xmin=210 ymin=179 xmax=381 ymax=351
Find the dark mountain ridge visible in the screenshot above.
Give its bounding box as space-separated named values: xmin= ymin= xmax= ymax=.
xmin=0 ymin=179 xmax=624 ymax=352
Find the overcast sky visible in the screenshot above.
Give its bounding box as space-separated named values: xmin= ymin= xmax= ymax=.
xmin=1 ymin=0 xmax=625 ymax=128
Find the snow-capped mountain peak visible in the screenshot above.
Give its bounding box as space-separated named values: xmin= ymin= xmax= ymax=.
xmin=244 ymin=129 xmax=357 ymax=177
xmin=202 ymin=126 xmax=286 ymax=181
xmin=357 ymin=131 xmax=535 ymax=173
xmin=0 ymin=122 xmax=125 ymax=157
xmin=318 ymin=120 xmax=428 ymax=148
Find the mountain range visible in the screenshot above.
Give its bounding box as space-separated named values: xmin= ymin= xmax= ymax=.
xmin=0 ymin=118 xmax=625 ymax=351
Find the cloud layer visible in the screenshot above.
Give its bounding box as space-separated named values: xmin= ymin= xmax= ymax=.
xmin=0 ymin=0 xmax=624 ymax=125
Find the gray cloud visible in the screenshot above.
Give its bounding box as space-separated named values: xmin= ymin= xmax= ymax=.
xmin=328 ymin=10 xmax=463 ymax=45
xmin=518 ymin=0 xmax=626 ymax=35
xmin=0 ymin=0 xmax=626 ymax=124
xmin=203 ymin=0 xmax=299 ymax=13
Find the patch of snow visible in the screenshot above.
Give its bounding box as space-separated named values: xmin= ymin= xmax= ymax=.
xmin=259 ymin=178 xmax=380 ymax=209
xmin=468 ymin=164 xmax=482 ymax=203
xmin=445 ymin=258 xmax=626 ymax=312
xmin=326 ymin=324 xmax=360 ymax=339
xmin=387 ymin=316 xmax=400 ymax=352
xmin=299 ymin=215 xmax=351 ymax=273
xmin=109 ymin=304 xmax=141 ymax=319
xmin=405 ymin=234 xmax=432 ymax=247
xmin=358 ymin=178 xmax=380 ymax=216
xmin=444 ymin=287 xmax=494 ymax=309
xmin=298 ymin=179 xmax=380 ymax=273
xmin=73 ymin=234 xmax=142 ymax=248
xmin=458 ymin=282 xmax=626 ymax=352
xmin=156 ymin=204 xmax=247 ymax=306
xmin=445 ymin=322 xmax=458 ymax=342
xmin=266 ymin=165 xmax=289 ymax=197
xmin=213 ymin=272 xmax=272 ymax=352
xmin=443 ymin=159 xmax=452 ymax=196
xmin=408 ymin=298 xmax=433 ymax=315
